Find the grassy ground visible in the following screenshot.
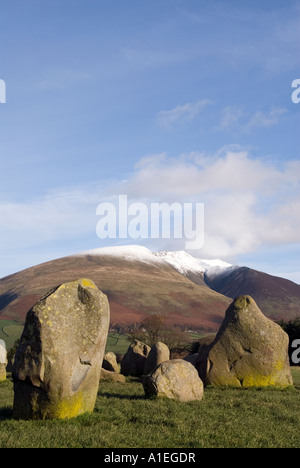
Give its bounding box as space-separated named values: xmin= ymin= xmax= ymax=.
xmin=0 ymin=368 xmax=299 ymax=448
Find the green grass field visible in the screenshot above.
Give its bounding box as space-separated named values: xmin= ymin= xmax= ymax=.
xmin=0 ymin=368 xmax=299 ymax=448
xmin=0 ymin=320 xmax=23 ymax=350
xmin=105 ymin=333 xmax=131 ymax=355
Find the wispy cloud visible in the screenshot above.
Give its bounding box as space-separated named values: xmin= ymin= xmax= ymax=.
xmin=156 ymin=99 xmax=212 ymax=129
xmin=246 ymin=107 xmax=288 ymax=131
xmin=219 ymin=106 xmax=287 ymax=134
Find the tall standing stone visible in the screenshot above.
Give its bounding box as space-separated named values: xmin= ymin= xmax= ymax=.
xmin=12 ymin=278 xmax=110 ymax=420
xmin=0 ymin=339 xmax=7 ymax=382
xmin=198 ymin=295 xmax=293 ymax=388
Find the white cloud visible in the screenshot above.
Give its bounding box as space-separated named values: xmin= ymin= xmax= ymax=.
xmin=1 ymin=149 xmax=299 ymax=274
xmin=119 ymin=149 xmax=300 ymax=259
xmin=156 ymin=99 xmax=212 ymax=128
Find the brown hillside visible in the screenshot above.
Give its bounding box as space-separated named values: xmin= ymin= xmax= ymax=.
xmin=205 ymin=267 xmax=300 ymax=322
xmin=0 ymin=253 xmax=232 ymax=331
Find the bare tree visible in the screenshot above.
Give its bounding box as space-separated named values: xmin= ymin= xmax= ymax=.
xmin=128 ymin=313 xmax=191 ymax=353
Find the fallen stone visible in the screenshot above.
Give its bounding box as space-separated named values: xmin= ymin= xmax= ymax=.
xmin=100 ymin=368 xmax=126 ymax=383
xmin=102 ymin=352 xmax=120 ymax=373
xmin=143 ymin=359 xmax=204 ymax=402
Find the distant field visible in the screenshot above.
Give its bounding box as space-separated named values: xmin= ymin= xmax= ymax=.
xmin=105 ymin=333 xmax=131 ymax=355
xmin=0 ymin=368 xmax=299 ymax=448
xmin=0 ymin=320 xmax=23 ymax=350
xmin=0 ymin=322 xmax=131 ymax=355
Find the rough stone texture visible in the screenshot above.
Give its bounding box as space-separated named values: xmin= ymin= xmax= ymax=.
xmin=121 ymin=340 xmax=150 ymax=377
xmin=143 ymin=359 xmax=204 ymax=402
xmin=102 ymin=352 xmax=120 ymax=373
xmin=144 ymin=342 xmax=170 ymax=375
xmin=12 ymin=278 xmax=110 ymax=420
xmin=100 ymin=368 xmax=126 ymax=383
xmin=198 ymin=295 xmax=293 ymax=388
xmin=0 ymin=339 xmax=7 ymax=382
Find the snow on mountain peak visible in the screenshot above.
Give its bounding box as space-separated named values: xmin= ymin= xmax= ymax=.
xmin=154 ymin=250 xmax=233 ymax=275
xmin=154 ymin=250 xmax=206 ymax=274
xmin=77 ymin=245 xmax=234 ymax=275
xmin=77 ymin=245 xmax=160 ymax=262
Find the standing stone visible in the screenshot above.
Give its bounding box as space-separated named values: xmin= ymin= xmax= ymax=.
xmin=12 ymin=278 xmax=110 ymax=420
xmin=198 ymin=295 xmax=293 ymax=388
xmin=121 ymin=340 xmax=150 ymax=376
xmin=144 ymin=342 xmax=170 ymax=375
xmin=102 ymin=352 xmax=120 ymax=373
xmin=0 ymin=339 xmax=7 ymax=382
xmin=143 ymin=359 xmax=204 ymax=402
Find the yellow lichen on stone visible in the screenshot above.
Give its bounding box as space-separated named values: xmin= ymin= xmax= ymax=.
xmin=238 ymin=360 xmax=290 ymax=388
xmin=80 ymin=279 xmax=96 ymax=288
xmin=45 ymin=391 xmax=96 ymax=420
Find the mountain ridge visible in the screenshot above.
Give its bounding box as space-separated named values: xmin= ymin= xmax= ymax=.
xmin=0 ymin=245 xmax=299 ymax=329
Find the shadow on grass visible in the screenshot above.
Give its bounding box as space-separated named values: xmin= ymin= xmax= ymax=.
xmin=99 ymin=392 xmax=146 ymax=401
xmin=0 ymin=407 xmax=13 ymax=421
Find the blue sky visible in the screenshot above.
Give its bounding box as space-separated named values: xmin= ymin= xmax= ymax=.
xmin=0 ymin=0 xmax=299 ymax=282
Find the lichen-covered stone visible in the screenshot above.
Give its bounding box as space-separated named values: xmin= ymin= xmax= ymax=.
xmin=0 ymin=339 xmax=7 ymax=382
xmin=12 ymin=278 xmax=110 ymax=420
xmin=121 ymin=340 xmax=150 ymax=376
xmin=143 ymin=359 xmax=204 ymax=402
xmin=144 ymin=342 xmax=170 ymax=375
xmin=198 ymin=295 xmax=293 ymax=388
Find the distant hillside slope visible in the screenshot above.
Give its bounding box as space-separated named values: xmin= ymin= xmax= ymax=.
xmin=1 ymin=246 xmax=299 ymax=330
xmin=204 ymin=266 xmax=300 ymax=321
xmin=0 ymin=247 xmax=232 ymax=331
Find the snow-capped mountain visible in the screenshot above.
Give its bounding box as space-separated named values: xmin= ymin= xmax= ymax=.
xmin=79 ymin=245 xmax=235 ymax=278
xmin=1 ymin=244 xmax=300 ymax=330
xmin=154 ymin=250 xmax=233 ymax=275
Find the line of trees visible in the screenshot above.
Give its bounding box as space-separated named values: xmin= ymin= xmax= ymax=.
xmin=126 ymin=314 xmax=193 ymax=356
